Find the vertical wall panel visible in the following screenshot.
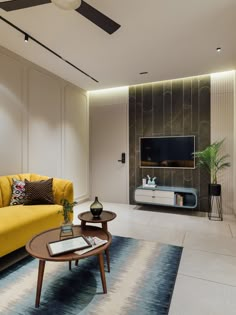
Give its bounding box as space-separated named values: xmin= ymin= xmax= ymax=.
xmin=234 ymin=72 xmax=236 ymax=216
xmin=211 ymin=71 xmax=235 ymax=215
xmin=129 ymin=75 xmax=211 ymax=210
xmin=64 ymin=86 xmax=89 ymax=201
xmin=0 ymin=45 xmax=89 ymax=201
xmin=0 ymin=52 xmax=24 ymax=175
xmin=28 ymin=69 xmax=61 ymax=177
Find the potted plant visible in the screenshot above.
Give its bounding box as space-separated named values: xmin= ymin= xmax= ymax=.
xmin=193 ymin=139 xmax=230 ymax=196
xmin=58 ymin=199 xmax=78 ymax=236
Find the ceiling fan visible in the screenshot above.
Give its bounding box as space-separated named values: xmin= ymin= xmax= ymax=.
xmin=0 ymin=0 xmax=121 ymax=34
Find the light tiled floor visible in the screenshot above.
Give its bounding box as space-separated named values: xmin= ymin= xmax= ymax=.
xmin=74 ymin=201 xmax=236 ymax=315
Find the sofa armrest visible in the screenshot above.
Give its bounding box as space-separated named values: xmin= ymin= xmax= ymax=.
xmin=52 ymin=178 xmax=74 ymax=205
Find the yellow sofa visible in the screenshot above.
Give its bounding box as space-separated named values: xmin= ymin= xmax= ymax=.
xmin=0 ymin=173 xmax=73 ymax=257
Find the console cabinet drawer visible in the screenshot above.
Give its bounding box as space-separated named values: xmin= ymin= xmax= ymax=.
xmin=135 ymin=195 xmax=155 ymax=203
xmin=135 ymin=189 xmax=174 ymax=198
xmin=135 ymin=189 xmax=155 ymax=197
xmin=154 ymin=196 xmax=175 ymax=205
xmin=154 ymin=190 xmax=174 ymax=199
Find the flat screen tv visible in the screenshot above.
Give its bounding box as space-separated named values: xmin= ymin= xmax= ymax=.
xmin=140 ymin=136 xmax=195 ymax=169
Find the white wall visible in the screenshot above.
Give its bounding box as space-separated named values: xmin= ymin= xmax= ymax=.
xmin=211 ymin=71 xmax=235 ymax=214
xmin=89 ymin=87 xmax=129 ymax=203
xmin=0 ymin=45 xmax=89 ymax=202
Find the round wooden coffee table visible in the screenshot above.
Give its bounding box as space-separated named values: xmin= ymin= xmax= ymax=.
xmin=26 ymin=225 xmax=111 ymax=308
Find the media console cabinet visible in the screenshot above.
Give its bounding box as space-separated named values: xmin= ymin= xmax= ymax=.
xmin=135 ymin=185 xmax=197 ymax=209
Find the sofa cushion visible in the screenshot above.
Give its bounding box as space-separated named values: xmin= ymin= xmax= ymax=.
xmin=10 ymin=178 xmax=26 ymax=206
xmin=24 ymin=178 xmax=54 ymax=205
xmin=0 ymin=204 xmax=64 ymax=257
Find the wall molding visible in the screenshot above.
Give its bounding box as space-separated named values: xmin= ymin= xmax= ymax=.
xmin=0 ymin=45 xmax=89 ymax=201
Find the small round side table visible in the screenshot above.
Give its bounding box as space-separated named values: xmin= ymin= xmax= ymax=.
xmin=78 ymin=210 xmax=117 ymax=232
xmin=78 ymin=210 xmax=117 ymax=272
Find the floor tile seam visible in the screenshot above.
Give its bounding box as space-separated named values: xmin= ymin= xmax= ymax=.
xmin=178 ymin=273 xmax=236 ymax=288
xmin=180 ymin=229 xmax=232 ymax=238
xmin=181 ymin=231 xmax=187 ymax=246
xmin=117 ymin=220 xmax=187 ymax=233
xmin=182 ymin=246 xmax=236 ymax=258
xmin=184 ymin=229 xmax=234 ymax=240
xmin=228 ymin=224 xmax=234 ymax=238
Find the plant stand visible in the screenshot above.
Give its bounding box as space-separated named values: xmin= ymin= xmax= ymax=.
xmin=208 ymin=195 xmax=223 ymax=221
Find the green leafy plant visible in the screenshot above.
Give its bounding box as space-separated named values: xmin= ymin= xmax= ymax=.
xmin=58 ymin=199 xmax=78 ymax=224
xmin=193 ymin=139 xmax=230 ymax=184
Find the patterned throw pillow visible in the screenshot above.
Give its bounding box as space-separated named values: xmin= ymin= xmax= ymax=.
xmin=24 ymin=178 xmax=54 ymax=205
xmin=10 ymin=178 xmax=26 ymax=206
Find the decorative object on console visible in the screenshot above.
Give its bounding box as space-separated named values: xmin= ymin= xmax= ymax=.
xmin=143 ymin=175 xmax=156 ymax=187
xmin=90 ymin=196 xmax=103 ymax=218
xmin=194 ymin=139 xmax=230 ymax=221
xmin=59 ymin=199 xmax=78 ymax=238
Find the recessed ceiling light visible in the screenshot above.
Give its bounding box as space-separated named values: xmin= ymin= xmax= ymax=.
xmin=216 ymin=47 xmax=222 ymax=52
xmin=139 ymin=71 xmax=148 ymax=75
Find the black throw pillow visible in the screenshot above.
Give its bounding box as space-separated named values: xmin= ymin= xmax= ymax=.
xmin=24 ymin=178 xmax=54 ymax=205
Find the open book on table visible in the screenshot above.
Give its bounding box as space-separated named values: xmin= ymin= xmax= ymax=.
xmin=75 ymin=236 xmax=108 ymax=255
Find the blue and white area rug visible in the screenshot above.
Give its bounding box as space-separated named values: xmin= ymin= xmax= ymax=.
xmin=0 ymin=236 xmax=182 ymax=315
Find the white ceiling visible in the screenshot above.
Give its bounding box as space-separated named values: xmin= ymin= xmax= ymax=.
xmin=0 ymin=0 xmax=236 ymax=91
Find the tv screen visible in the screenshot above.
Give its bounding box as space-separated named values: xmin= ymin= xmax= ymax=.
xmin=140 ymin=136 xmax=195 ymax=169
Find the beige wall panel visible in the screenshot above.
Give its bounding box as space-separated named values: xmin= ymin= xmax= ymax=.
xmin=211 ymin=71 xmax=235 ymax=215
xmin=28 ymin=69 xmax=62 ymax=177
xmin=64 ymin=86 xmax=89 ymax=201
xmin=234 ymin=72 xmax=236 ymax=216
xmin=0 ymin=52 xmax=24 ymax=175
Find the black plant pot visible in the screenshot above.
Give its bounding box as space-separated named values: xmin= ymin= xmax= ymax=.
xmin=208 ymin=184 xmax=221 ymax=196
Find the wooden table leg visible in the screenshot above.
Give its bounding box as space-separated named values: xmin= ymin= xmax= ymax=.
xmin=35 ymin=260 xmax=46 ymax=308
xmin=75 ymin=260 xmax=79 ymax=266
xmin=98 ymin=253 xmax=107 ymax=293
xmin=105 ymin=248 xmax=110 ymax=272
xmin=101 ymin=222 xmax=108 ymax=232
xmin=101 ymin=222 xmax=111 ymax=272
xmin=69 ymin=261 xmax=72 ymax=270
xmin=81 ymin=221 xmax=86 ymax=229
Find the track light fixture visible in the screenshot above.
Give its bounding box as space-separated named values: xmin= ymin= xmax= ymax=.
xmin=24 ymin=34 xmax=29 ymax=42
xmin=0 ymin=16 xmax=98 ymax=82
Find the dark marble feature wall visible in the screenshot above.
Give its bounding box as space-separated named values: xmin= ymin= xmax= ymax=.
xmin=129 ymin=75 xmax=210 ymax=211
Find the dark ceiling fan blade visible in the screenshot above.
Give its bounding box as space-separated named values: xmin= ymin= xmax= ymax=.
xmin=0 ymin=0 xmax=50 ymax=11
xmin=76 ymin=1 xmax=120 ymax=34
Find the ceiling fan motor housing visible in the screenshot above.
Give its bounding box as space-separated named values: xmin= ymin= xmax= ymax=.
xmin=51 ymin=0 xmax=82 ymax=10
